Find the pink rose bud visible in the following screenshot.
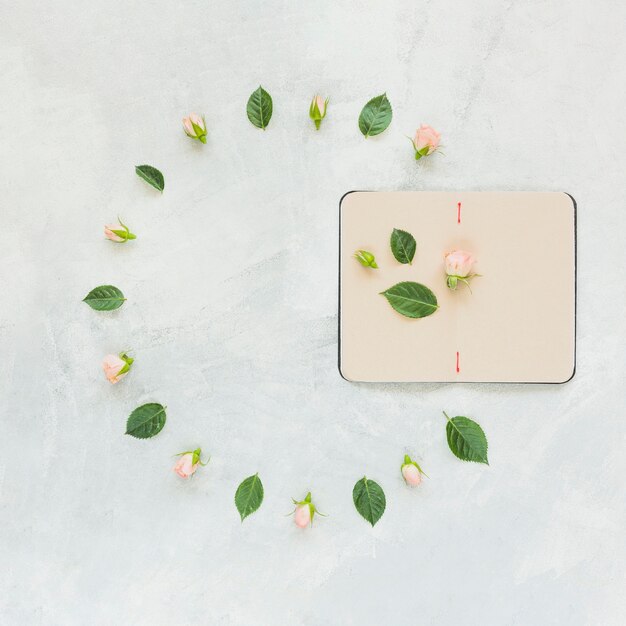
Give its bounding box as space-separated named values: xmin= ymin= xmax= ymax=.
xmin=413 ymin=124 xmax=441 ymax=159
xmin=291 ymin=492 xmax=325 ymax=528
xmin=444 ymin=250 xmax=480 ymax=291
xmin=173 ymin=447 xmax=208 ymax=478
xmin=402 ymin=464 xmax=422 ymax=486
xmin=104 ymin=218 xmax=136 ymax=243
xmin=182 ymin=113 xmax=207 ymax=143
xmin=173 ymin=452 xmax=198 ymax=478
xmin=401 ymin=455 xmax=427 ymax=487
xmin=102 ymin=352 xmax=133 ymax=384
xmin=309 ymin=95 xmax=329 ymax=130
xmin=294 ymin=503 xmax=311 ymax=528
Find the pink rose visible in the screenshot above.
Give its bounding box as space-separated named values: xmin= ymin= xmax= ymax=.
xmin=291 ymin=492 xmax=325 ymax=528
xmin=294 ymin=503 xmax=311 ymax=528
xmin=444 ymin=250 xmax=475 ymax=277
xmin=174 ymin=452 xmax=199 ymax=478
xmin=314 ymin=95 xmax=327 ymax=116
xmin=401 ymin=464 xmax=422 ymax=486
xmin=104 ymin=225 xmax=125 ymax=242
xmin=173 ymin=448 xmax=207 ymax=478
xmin=102 ymin=352 xmax=133 ymax=384
xmin=182 ymin=113 xmax=207 ymax=143
xmin=444 ymin=250 xmax=480 ymax=291
xmin=104 ymin=219 xmax=136 ymax=243
xmin=401 ymin=455 xmax=426 ymax=487
xmin=413 ymin=124 xmax=441 ymax=159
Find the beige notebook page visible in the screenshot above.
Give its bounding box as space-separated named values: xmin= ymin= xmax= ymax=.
xmin=339 ymin=191 xmax=575 ymax=383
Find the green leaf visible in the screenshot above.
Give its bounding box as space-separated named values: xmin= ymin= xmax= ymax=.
xmin=246 ymin=86 xmax=273 ymax=130
xmin=380 ymin=282 xmax=438 ymax=318
xmin=444 ymin=412 xmax=489 ymax=465
xmin=352 ymin=476 xmax=386 ymax=526
xmin=390 ymin=228 xmax=416 ymax=264
xmin=235 ymin=473 xmax=264 ymax=521
xmin=358 ymin=93 xmax=392 ymax=137
xmin=135 ymin=165 xmax=164 ymax=192
xmin=83 ymin=285 xmax=126 ymax=311
xmin=125 ymin=403 xmax=167 ymax=439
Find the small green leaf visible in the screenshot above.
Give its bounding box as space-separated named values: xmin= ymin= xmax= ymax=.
xmin=235 ymin=473 xmax=264 ymax=521
xmin=135 ymin=165 xmax=164 ymax=192
xmin=390 ymin=228 xmax=416 ymax=264
xmin=380 ymin=282 xmax=438 ymax=318
xmin=352 ymin=476 xmax=386 ymax=526
xmin=444 ymin=412 xmax=489 ymax=464
xmin=247 ymin=86 xmax=273 ymax=130
xmin=83 ymin=285 xmax=126 ymax=311
xmin=358 ymin=93 xmax=392 ymax=137
xmin=125 ymin=403 xmax=167 ymax=439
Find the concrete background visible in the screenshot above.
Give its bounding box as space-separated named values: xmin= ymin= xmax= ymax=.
xmin=1 ymin=1 xmax=625 ymax=624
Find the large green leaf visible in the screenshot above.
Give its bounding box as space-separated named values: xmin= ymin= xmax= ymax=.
xmin=358 ymin=93 xmax=392 ymax=137
xmin=235 ymin=473 xmax=264 ymax=521
xmin=83 ymin=285 xmax=126 ymax=311
xmin=125 ymin=403 xmax=167 ymax=439
xmin=135 ymin=165 xmax=164 ymax=192
xmin=380 ymin=282 xmax=438 ymax=318
xmin=390 ymin=228 xmax=416 ymax=264
xmin=246 ymin=86 xmax=273 ymax=130
xmin=352 ymin=476 xmax=386 ymax=526
xmin=444 ymin=412 xmax=489 ymax=464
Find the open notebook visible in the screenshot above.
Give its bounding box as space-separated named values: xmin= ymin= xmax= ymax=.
xmin=339 ymin=191 xmax=576 ymax=383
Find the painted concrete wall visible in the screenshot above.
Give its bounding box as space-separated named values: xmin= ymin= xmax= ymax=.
xmin=1 ymin=1 xmax=624 ymax=624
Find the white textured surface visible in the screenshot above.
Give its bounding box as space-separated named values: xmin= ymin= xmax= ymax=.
xmin=1 ymin=1 xmax=625 ymax=624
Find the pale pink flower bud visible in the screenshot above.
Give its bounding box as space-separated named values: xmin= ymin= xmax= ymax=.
xmin=104 ymin=219 xmax=136 ymax=243
xmin=182 ymin=117 xmax=195 ymax=136
xmin=445 ymin=250 xmax=479 ymax=291
xmin=294 ymin=503 xmax=311 ymax=528
xmin=401 ymin=455 xmax=426 ymax=487
xmin=413 ymin=124 xmax=441 ymax=158
xmin=102 ymin=352 xmax=133 ymax=384
xmin=401 ymin=464 xmax=422 ymax=486
xmin=315 ymin=96 xmax=327 ymax=117
xmin=444 ymin=250 xmax=475 ymax=278
xmin=182 ymin=113 xmax=207 ymax=143
xmin=291 ymin=491 xmax=324 ymax=528
xmin=104 ymin=225 xmax=125 ymax=242
xmin=173 ymin=452 xmax=199 ymax=478
xmin=189 ymin=113 xmax=205 ymax=129
xmin=309 ymin=95 xmax=329 ymax=129
xmin=173 ymin=448 xmax=207 ymax=478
